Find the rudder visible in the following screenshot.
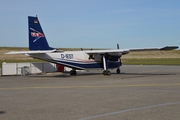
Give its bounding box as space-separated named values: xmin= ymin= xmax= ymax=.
xmin=28 ymin=16 xmax=54 ymax=50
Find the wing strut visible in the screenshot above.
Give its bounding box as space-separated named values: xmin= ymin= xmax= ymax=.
xmin=102 ymin=55 xmax=111 ymax=75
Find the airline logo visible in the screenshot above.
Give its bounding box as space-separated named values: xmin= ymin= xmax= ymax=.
xmin=31 ymin=32 xmax=44 ymax=37
xmin=30 ymin=27 xmax=44 ymax=42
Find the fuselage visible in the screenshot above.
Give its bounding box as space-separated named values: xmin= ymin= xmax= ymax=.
xmin=28 ymin=51 xmax=121 ymax=70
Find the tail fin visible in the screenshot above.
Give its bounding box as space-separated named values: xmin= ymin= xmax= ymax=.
xmin=28 ymin=16 xmax=54 ymax=50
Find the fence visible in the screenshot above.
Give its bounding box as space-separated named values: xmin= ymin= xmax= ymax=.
xmin=1 ymin=62 xmax=57 ymax=76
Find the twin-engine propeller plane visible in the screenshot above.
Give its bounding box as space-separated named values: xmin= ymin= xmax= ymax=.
xmin=6 ymin=16 xmax=178 ymax=75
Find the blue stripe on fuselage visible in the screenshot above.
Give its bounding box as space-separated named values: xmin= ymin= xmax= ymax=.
xmin=49 ymin=59 xmax=120 ymax=69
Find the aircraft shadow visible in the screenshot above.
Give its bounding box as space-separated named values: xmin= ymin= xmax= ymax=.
xmin=50 ymin=72 xmax=102 ymax=77
xmin=120 ymin=72 xmax=175 ymax=76
xmin=118 ymin=72 xmax=176 ymax=79
xmin=28 ymin=71 xmax=176 ymax=78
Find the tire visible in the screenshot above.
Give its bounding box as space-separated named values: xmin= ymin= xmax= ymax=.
xmin=70 ymin=70 xmax=77 ymax=75
xmin=103 ymin=70 xmax=111 ymax=76
xmin=116 ymin=68 xmax=120 ymax=74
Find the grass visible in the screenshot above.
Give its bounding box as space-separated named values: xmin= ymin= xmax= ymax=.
xmin=0 ymin=59 xmax=43 ymax=68
xmin=0 ymin=47 xmax=28 ymax=50
xmin=122 ymin=58 xmax=180 ymax=65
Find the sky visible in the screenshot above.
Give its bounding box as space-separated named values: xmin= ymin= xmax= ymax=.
xmin=0 ymin=0 xmax=180 ymax=49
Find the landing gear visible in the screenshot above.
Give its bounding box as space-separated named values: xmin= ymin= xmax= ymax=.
xmin=103 ymin=70 xmax=111 ymax=76
xmin=70 ymin=70 xmax=77 ymax=75
xmin=116 ymin=68 xmax=120 ymax=74
xmin=102 ymin=55 xmax=111 ymax=76
xmin=101 ymin=54 xmax=122 ymax=75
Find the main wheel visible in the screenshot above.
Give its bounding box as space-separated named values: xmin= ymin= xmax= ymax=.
xmin=116 ymin=68 xmax=120 ymax=74
xmin=103 ymin=70 xmax=111 ymax=76
xmin=70 ymin=70 xmax=77 ymax=75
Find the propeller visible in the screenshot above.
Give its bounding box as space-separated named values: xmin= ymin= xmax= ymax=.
xmin=117 ymin=43 xmax=120 ymax=49
xmin=116 ymin=43 xmax=122 ymax=71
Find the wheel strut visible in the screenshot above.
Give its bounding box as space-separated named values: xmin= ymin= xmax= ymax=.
xmin=102 ymin=55 xmax=111 ymax=76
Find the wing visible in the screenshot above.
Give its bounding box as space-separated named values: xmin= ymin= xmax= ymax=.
xmin=86 ymin=49 xmax=129 ymax=56
xmin=129 ymin=46 xmax=179 ymax=51
xmin=86 ymin=46 xmax=179 ymax=56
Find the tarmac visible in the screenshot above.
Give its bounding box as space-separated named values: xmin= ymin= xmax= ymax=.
xmin=0 ymin=65 xmax=180 ymax=120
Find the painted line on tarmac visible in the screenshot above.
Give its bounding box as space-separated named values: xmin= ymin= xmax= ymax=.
xmin=79 ymin=102 xmax=180 ymax=120
xmin=1 ymin=83 xmax=180 ymax=91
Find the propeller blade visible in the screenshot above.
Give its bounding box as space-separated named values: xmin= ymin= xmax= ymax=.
xmin=117 ymin=44 xmax=120 ymax=49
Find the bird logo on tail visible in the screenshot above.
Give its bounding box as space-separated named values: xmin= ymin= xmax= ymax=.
xmin=30 ymin=27 xmax=44 ymax=42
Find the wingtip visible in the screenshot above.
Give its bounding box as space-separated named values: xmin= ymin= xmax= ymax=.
xmin=160 ymin=46 xmax=179 ymax=50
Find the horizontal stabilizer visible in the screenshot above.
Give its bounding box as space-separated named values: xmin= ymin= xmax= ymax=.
xmin=6 ymin=49 xmax=56 ymax=54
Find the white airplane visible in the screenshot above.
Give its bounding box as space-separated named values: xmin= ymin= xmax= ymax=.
xmin=6 ymin=16 xmax=178 ymax=75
